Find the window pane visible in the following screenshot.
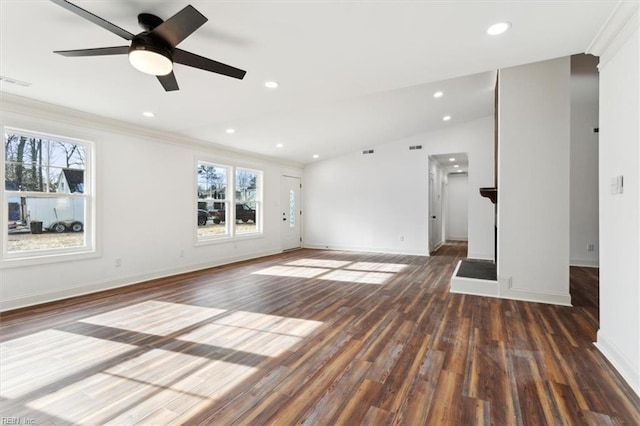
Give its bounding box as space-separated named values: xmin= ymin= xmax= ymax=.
xmin=235 ymin=169 xmax=259 ymax=235
xmin=289 ymin=190 xmax=295 ymax=228
xmin=4 ymin=135 xmax=86 ymax=194
xmin=5 ymin=162 xmax=45 ymax=192
xmin=197 ymin=164 xmax=227 ymax=200
xmin=46 ymin=141 xmax=86 ymax=170
xmin=235 ymin=169 xmax=257 ymax=201
xmin=6 ymin=196 xmax=85 ymax=253
xmin=236 ymin=201 xmax=258 ymax=235
xmin=197 ymin=163 xmax=229 ymax=239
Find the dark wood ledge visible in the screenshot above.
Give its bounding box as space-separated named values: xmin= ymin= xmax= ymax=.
xmin=480 ymin=187 xmax=497 ymax=204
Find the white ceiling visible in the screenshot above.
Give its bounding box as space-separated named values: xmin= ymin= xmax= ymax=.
xmin=0 ymin=0 xmax=617 ymax=165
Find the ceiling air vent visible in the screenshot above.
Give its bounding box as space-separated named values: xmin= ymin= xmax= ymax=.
xmin=0 ymin=75 xmax=32 ymax=87
xmin=409 ymin=145 xmax=423 ymax=150
xmin=362 ymin=149 xmax=375 ymax=155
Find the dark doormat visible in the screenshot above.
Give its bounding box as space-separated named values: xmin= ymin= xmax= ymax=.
xmin=456 ymin=259 xmax=497 ymax=281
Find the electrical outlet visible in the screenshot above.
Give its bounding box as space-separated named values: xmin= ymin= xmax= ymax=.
xmin=115 ymin=258 xmax=122 ymax=267
xmin=587 ymin=244 xmax=595 ymax=252
xmin=400 ymin=236 xmax=404 ymax=241
xmin=179 ymin=249 xmax=184 ymax=258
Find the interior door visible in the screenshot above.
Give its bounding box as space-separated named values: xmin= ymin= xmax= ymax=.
xmin=281 ymin=175 xmax=302 ymax=251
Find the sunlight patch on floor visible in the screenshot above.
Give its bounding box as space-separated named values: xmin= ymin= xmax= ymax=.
xmin=252 ymin=265 xmax=329 ymax=278
xmin=26 ymin=349 xmax=256 ymax=425
xmin=0 ymin=330 xmax=136 ymax=399
xmin=318 ymin=270 xmax=395 ymax=285
xmin=79 ymin=301 xmax=226 ymax=336
xmin=284 ymin=259 xmax=353 ymax=268
xmin=346 ymin=262 xmax=408 ymax=273
xmin=178 ymin=311 xmax=323 ymax=357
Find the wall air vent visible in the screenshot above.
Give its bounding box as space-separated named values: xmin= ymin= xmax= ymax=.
xmin=0 ymin=76 xmax=32 ymax=87
xmin=409 ymin=145 xmax=423 ymax=150
xmin=362 ymin=149 xmax=375 ymax=155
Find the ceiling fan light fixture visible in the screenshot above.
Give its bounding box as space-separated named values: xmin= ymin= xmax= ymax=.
xmin=128 ymin=45 xmax=173 ymax=76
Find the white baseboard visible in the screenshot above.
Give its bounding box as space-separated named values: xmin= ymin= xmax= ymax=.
xmin=450 ymin=261 xmax=500 ymax=297
xmin=595 ymin=332 xmax=640 ymax=398
xmin=303 ymin=243 xmax=428 ymax=257
xmin=466 ymin=251 xmax=494 ymax=261
xmin=0 ymin=248 xmax=281 ymax=312
xmin=570 ymin=258 xmax=600 ymax=268
xmin=449 ymin=261 xmax=572 ymax=306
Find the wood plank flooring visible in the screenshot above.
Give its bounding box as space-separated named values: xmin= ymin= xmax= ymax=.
xmin=1 ymin=243 xmax=638 ymax=425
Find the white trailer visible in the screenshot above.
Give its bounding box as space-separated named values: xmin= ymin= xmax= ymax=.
xmin=24 ymin=197 xmax=84 ymax=232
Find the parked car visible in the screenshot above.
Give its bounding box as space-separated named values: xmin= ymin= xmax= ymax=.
xmin=197 ymin=209 xmax=210 ymax=226
xmin=212 ymin=203 xmax=256 ymax=224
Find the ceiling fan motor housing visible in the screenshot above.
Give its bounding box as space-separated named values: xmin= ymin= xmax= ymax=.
xmin=138 ymin=13 xmax=164 ymax=31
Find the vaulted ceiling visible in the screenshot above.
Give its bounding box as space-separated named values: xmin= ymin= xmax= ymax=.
xmin=0 ymin=1 xmax=617 ymax=164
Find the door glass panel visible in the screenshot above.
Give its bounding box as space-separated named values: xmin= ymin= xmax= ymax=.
xmin=289 ymin=190 xmax=295 ymax=228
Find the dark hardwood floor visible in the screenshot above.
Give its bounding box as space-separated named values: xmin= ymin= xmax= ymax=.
xmin=1 ymin=243 xmax=638 ymax=425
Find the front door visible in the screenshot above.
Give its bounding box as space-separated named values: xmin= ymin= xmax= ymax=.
xmin=281 ymin=175 xmax=302 ymax=251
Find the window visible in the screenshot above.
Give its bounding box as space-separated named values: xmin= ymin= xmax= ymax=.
xmin=196 ymin=161 xmax=262 ymax=241
xmin=197 ymin=162 xmax=229 ymax=238
xmin=3 ymin=128 xmax=93 ymax=261
xmin=235 ymin=168 xmax=260 ymax=235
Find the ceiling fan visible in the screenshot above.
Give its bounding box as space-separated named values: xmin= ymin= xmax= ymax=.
xmin=50 ymin=0 xmax=247 ymax=91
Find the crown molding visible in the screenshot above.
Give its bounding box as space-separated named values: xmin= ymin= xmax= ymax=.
xmin=586 ymin=1 xmax=639 ymax=64
xmin=0 ymin=92 xmax=304 ymax=169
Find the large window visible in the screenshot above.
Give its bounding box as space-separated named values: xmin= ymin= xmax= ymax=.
xmin=3 ymin=128 xmax=93 ymax=261
xmin=196 ymin=161 xmax=261 ymax=241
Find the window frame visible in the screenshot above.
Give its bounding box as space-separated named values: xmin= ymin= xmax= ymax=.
xmin=235 ymin=167 xmax=262 ymax=236
xmin=195 ymin=159 xmax=263 ymax=244
xmin=196 ymin=160 xmax=232 ymax=240
xmin=2 ymin=127 xmax=96 ymax=266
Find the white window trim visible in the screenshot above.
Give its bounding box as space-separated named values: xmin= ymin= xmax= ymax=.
xmin=1 ymin=127 xmax=97 ymax=268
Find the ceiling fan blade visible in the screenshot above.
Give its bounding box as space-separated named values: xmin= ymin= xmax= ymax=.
xmin=173 ymin=49 xmax=246 ymax=80
xmin=50 ymin=0 xmax=134 ymax=40
xmin=157 ymin=72 xmax=179 ymax=91
xmin=150 ymin=5 xmax=207 ymax=48
xmin=54 ymin=46 xmax=130 ymax=57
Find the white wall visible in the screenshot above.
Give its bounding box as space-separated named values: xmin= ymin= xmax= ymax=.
xmin=498 ymin=57 xmax=572 ymax=306
xmin=570 ymin=54 xmax=600 ymax=267
xmin=447 ymin=173 xmax=469 ymax=241
xmin=592 ymin=6 xmax=640 ymax=396
xmin=303 ymin=116 xmax=494 ymax=258
xmin=0 ymin=96 xmax=302 ymax=311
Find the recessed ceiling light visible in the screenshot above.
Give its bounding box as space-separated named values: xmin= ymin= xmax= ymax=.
xmin=443 ymin=115 xmax=451 ymax=121
xmin=458 ymin=170 xmax=464 ymax=173
xmin=276 ymin=143 xmax=284 ymax=148
xmin=449 ymin=158 xmax=456 ymax=162
xmin=313 ymin=154 xmax=319 ymax=159
xmin=454 ymin=164 xmax=460 ymax=168
xmin=226 ymin=128 xmax=235 ymax=134
xmin=142 ymin=111 xmax=155 ymax=118
xmin=433 ymin=91 xmax=443 ymax=98
xmin=265 ymin=81 xmax=279 ymax=89
xmin=487 ymin=22 xmax=511 ymax=36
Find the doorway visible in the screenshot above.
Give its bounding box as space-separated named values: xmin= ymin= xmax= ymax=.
xmin=429 ymin=153 xmax=469 ymax=254
xmin=281 ymin=175 xmax=302 ymax=251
